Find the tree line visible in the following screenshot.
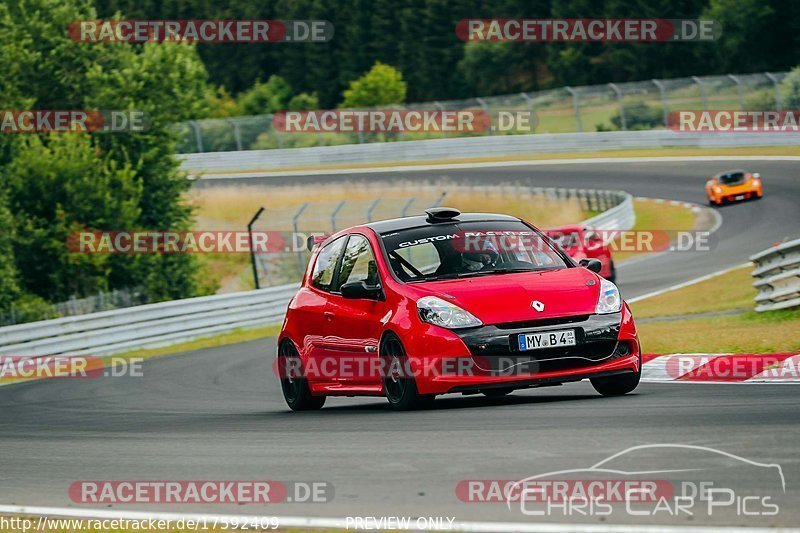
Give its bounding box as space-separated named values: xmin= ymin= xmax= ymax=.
xmin=93 ymin=0 xmax=800 ymax=109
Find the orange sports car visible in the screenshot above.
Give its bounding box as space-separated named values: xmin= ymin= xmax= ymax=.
xmin=705 ymin=169 xmax=763 ymax=206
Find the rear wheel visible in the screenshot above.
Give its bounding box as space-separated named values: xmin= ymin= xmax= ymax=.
xmin=381 ymin=333 xmax=433 ymax=410
xmin=278 ymin=341 xmax=326 ymax=411
xmin=481 ymin=388 xmax=513 ymax=398
xmin=591 ymin=370 xmax=640 ymax=396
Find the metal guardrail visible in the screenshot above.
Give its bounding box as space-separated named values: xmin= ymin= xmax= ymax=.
xmin=0 ymin=284 xmax=299 ymax=358
xmin=0 ymin=187 xmax=633 ymax=357
xmin=180 ymin=130 xmax=800 ymax=176
xmin=751 ymin=239 xmax=800 ymax=312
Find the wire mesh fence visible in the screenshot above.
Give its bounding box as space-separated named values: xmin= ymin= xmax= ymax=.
xmin=174 ymin=71 xmax=792 ymax=153
xmin=0 ymin=287 xmax=150 ymax=327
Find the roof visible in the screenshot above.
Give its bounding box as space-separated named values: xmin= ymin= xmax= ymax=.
xmin=363 ymin=212 xmax=520 ymax=234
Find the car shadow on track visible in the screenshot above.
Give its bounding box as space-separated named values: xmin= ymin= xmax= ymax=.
xmin=273 ymin=390 xmax=630 ymax=415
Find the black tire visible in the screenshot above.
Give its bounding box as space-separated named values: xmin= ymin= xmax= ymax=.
xmin=590 ymin=370 xmax=640 ymax=396
xmin=381 ymin=333 xmax=433 ymax=410
xmin=480 ymin=388 xmax=513 ymax=398
xmin=278 ymin=341 xmax=326 ymax=411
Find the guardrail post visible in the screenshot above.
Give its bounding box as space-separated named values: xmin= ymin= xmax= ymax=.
xmin=475 ymin=98 xmax=491 ymax=135
xmin=691 ymin=76 xmax=708 ymax=111
xmin=565 ymin=87 xmax=582 ymax=132
xmin=608 ymin=83 xmax=626 ymax=131
xmin=248 ymin=207 xmax=266 ymax=290
xmin=651 ymin=79 xmax=669 ymax=127
xmin=367 ymin=198 xmax=381 ymax=222
xmin=189 ymin=120 xmax=204 ymax=153
xmin=292 ymin=203 xmax=309 ymax=276
xmin=229 ymin=119 xmax=243 ymax=151
xmin=331 ymin=200 xmax=346 ymax=231
xmin=401 ymin=197 xmax=416 ymax=217
xmin=765 ymin=72 xmax=783 ymax=111
xmin=520 ymin=92 xmax=535 ymax=132
xmin=432 ymin=192 xmax=447 ymax=207
xmin=728 ymin=74 xmax=745 ymax=111
xmin=434 ymin=102 xmax=447 ymax=138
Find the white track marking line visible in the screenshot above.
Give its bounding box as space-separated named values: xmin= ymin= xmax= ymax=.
xmin=1 ymin=504 xmax=796 ymax=533
xmin=627 ymin=263 xmax=750 ymax=304
xmin=192 ymin=155 xmax=800 ymax=179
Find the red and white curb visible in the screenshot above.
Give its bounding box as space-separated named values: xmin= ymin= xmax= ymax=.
xmin=642 ymin=353 xmax=800 ymax=383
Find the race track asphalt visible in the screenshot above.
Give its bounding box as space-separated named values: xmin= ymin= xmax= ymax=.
xmin=1 ymin=158 xmax=798 ymax=528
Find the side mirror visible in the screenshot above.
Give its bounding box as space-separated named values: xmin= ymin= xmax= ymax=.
xmin=340 ymin=281 xmax=383 ymax=300
xmin=578 ymin=258 xmax=602 ymax=273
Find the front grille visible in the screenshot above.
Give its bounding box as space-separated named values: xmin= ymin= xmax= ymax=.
xmin=493 ymin=314 xmax=591 ymax=330
xmin=471 ymin=340 xmax=619 ymax=374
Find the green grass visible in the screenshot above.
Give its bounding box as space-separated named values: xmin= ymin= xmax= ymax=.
xmin=631 ymin=264 xmax=800 ymax=354
xmin=615 ymin=199 xmax=698 ymax=263
xmin=631 ymin=265 xmax=756 ymax=318
xmin=638 ymin=309 xmax=800 ymax=354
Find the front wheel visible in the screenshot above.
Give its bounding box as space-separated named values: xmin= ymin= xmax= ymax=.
xmin=278 ymin=341 xmax=326 ymax=411
xmin=590 ymin=370 xmax=640 ymax=396
xmin=381 ymin=333 xmax=433 ymax=410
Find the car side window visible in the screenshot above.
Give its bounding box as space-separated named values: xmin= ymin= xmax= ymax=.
xmin=311 ymin=236 xmax=346 ymax=292
xmin=336 ymin=235 xmax=379 ymax=289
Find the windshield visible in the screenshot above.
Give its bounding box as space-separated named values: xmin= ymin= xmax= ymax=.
xmin=719 ymin=172 xmax=745 ymax=185
xmin=381 ymin=220 xmax=570 ymax=282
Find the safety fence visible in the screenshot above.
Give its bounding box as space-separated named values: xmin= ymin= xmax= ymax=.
xmin=0 ymin=187 xmax=633 ymax=357
xmin=751 ymin=239 xmax=800 ymax=312
xmin=175 ymin=71 xmax=792 ymax=154
xmin=180 ymin=130 xmax=800 ymax=176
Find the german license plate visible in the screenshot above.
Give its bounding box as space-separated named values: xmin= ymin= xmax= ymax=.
xmin=735 ymin=194 xmax=745 ymax=200
xmin=518 ymin=329 xmax=576 ymax=351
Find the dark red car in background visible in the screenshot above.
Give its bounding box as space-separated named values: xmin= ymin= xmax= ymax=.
xmin=546 ymin=225 xmax=616 ymax=282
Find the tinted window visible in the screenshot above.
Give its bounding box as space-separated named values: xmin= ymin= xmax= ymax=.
xmin=719 ymin=172 xmax=745 ymax=185
xmin=336 ymin=235 xmax=379 ymax=289
xmin=311 ymin=236 xmax=346 ymax=291
xmin=381 ymin=220 xmax=569 ymax=282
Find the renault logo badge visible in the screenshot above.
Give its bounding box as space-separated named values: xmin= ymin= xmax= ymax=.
xmin=531 ymin=300 xmax=545 ymax=312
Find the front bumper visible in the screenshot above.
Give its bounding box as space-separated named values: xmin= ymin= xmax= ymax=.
xmin=411 ymin=307 xmax=640 ymax=395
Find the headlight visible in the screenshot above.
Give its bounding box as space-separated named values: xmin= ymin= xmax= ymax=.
xmin=596 ymin=279 xmax=622 ymax=314
xmin=714 ymin=187 xmax=723 ymax=194
xmin=417 ymin=296 xmax=482 ymax=329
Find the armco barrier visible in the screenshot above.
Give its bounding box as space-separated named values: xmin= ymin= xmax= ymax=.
xmin=0 ymin=284 xmax=299 ymax=358
xmin=180 ymin=130 xmax=799 ymax=175
xmin=751 ymin=239 xmax=800 ymax=312
xmin=0 ymin=187 xmax=633 ymax=358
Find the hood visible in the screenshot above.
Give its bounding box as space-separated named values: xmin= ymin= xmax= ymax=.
xmin=407 ymin=267 xmax=601 ymax=325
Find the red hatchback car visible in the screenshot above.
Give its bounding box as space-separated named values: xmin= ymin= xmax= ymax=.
xmin=545 ymin=225 xmax=616 ymax=282
xmin=277 ymin=208 xmax=641 ymax=411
